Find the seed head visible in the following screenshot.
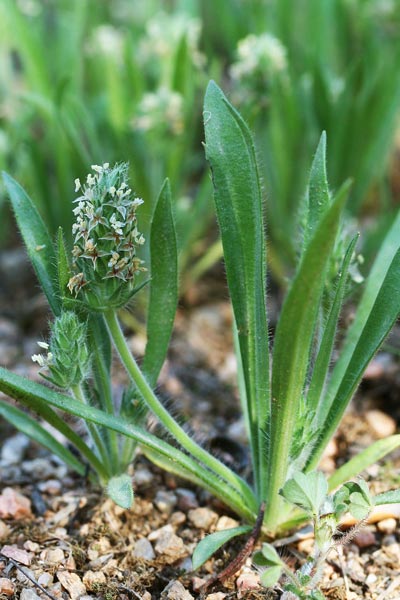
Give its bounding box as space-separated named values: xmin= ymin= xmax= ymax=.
xmin=32 ymin=311 xmax=90 ymax=389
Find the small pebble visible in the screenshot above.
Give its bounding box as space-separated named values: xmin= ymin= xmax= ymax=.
xmin=23 ymin=540 xmax=40 ymax=553
xmin=365 ymin=409 xmax=396 ymax=439
xmin=0 ymin=433 xmax=29 ymax=465
xmin=37 ymin=572 xmax=54 ymax=587
xmin=38 ymin=479 xmax=62 ymax=495
xmin=16 ymin=567 xmax=35 ymax=585
xmin=22 ymin=458 xmax=66 ymax=480
xmin=132 ymin=538 xmax=155 ymax=560
xmin=1 ymin=544 xmax=33 ymax=565
xmin=176 ymin=488 xmax=199 ymax=511
xmin=82 ymin=570 xmax=107 ymax=590
xmin=298 ymin=538 xmax=314 ymax=554
xmin=152 ymin=526 xmax=187 ymax=564
xmin=40 ymin=547 xmax=65 ymax=565
xmin=215 ymin=516 xmax=239 ymax=531
xmin=353 ymin=530 xmax=377 ymax=548
xmin=20 ymin=590 xmax=41 ymax=600
xmin=57 ymin=571 xmax=86 ymax=600
xmin=188 ymin=507 xmax=218 ymax=530
xmin=366 ymin=573 xmax=377 ymax=585
xmin=133 ymin=468 xmax=154 ymax=487
xmin=0 ymin=578 xmax=15 ymax=597
xmin=0 ymin=487 xmax=32 ymax=520
xmin=236 ymin=570 xmax=260 ymax=596
xmin=170 ymin=511 xmax=186 ymax=526
xmin=377 ymin=518 xmax=397 ymax=534
xmin=154 ymin=490 xmax=177 ymax=515
xmin=0 ymin=520 xmax=11 ymax=541
xmin=161 ymin=580 xmax=194 ymax=599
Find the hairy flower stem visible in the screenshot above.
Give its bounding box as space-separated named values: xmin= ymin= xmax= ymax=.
xmin=72 ymin=384 xmax=113 ymax=478
xmin=104 ymin=309 xmax=257 ymax=511
xmin=92 ymin=351 xmax=120 ymax=473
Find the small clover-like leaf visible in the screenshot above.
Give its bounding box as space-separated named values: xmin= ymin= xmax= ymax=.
xmin=280 ymin=471 xmax=328 ymax=515
xmin=260 ymin=566 xmax=283 ymax=588
xmin=253 ymin=543 xmax=283 ymax=568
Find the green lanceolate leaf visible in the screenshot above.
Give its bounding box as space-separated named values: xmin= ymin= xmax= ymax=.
xmin=308 ymin=246 xmax=400 ymax=469
xmin=204 ymin=81 xmax=269 ymax=501
xmin=143 ymin=179 xmax=178 ymax=387
xmin=106 ymin=474 xmax=134 ymax=509
xmin=2 ymin=172 xmax=61 ymax=316
xmin=304 ymin=131 xmax=331 ymax=248
xmin=328 ymin=435 xmax=400 ymax=491
xmin=192 ymin=525 xmax=252 ymax=570
xmin=0 ymin=367 xmax=256 ymax=522
xmin=374 ymin=489 xmax=400 ymax=506
xmin=266 ymin=180 xmax=350 ymax=529
xmin=57 ymin=227 xmax=71 ymax=304
xmin=325 ymin=209 xmax=400 ymax=408
xmin=0 ymin=400 xmax=85 ymax=475
xmin=0 ymin=381 xmax=107 ymax=479
xmin=307 ymin=234 xmax=359 ymax=414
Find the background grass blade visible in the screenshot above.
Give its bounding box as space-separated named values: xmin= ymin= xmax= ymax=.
xmin=2 ymin=172 xmax=61 ymax=316
xmin=204 ymin=81 xmax=269 ymax=501
xmin=143 ymin=179 xmax=178 ymax=386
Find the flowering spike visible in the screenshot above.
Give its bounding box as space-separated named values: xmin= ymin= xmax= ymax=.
xmin=68 ymin=162 xmax=146 ymax=310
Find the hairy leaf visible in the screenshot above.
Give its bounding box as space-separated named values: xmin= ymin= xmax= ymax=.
xmin=204 ymin=80 xmax=269 ymax=500
xmin=3 ymin=172 xmax=60 ymax=316
xmin=192 ymin=525 xmax=251 ymax=570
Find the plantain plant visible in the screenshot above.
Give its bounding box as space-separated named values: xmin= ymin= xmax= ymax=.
xmin=0 ymin=82 xmax=399 ymax=563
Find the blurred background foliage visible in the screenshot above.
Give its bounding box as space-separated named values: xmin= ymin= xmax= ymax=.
xmin=1 ymin=0 xmax=400 ymax=287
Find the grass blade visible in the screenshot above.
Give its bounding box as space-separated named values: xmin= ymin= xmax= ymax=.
xmin=204 ymin=81 xmax=269 ymax=501
xmin=2 ymin=172 xmax=61 ymax=316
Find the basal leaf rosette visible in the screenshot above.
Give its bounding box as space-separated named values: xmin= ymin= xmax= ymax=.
xmin=68 ymin=163 xmax=146 ymax=311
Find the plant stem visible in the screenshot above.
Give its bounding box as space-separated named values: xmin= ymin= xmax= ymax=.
xmin=72 ymin=384 xmax=112 ymax=478
xmin=92 ymin=349 xmax=120 ymax=473
xmin=104 ymin=309 xmax=256 ymax=510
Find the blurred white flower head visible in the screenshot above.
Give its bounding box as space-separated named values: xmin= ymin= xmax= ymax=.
xmin=231 ymin=33 xmax=288 ymax=82
xmin=133 ymin=87 xmax=184 ymax=136
xmin=139 ymin=12 xmax=204 ymax=68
